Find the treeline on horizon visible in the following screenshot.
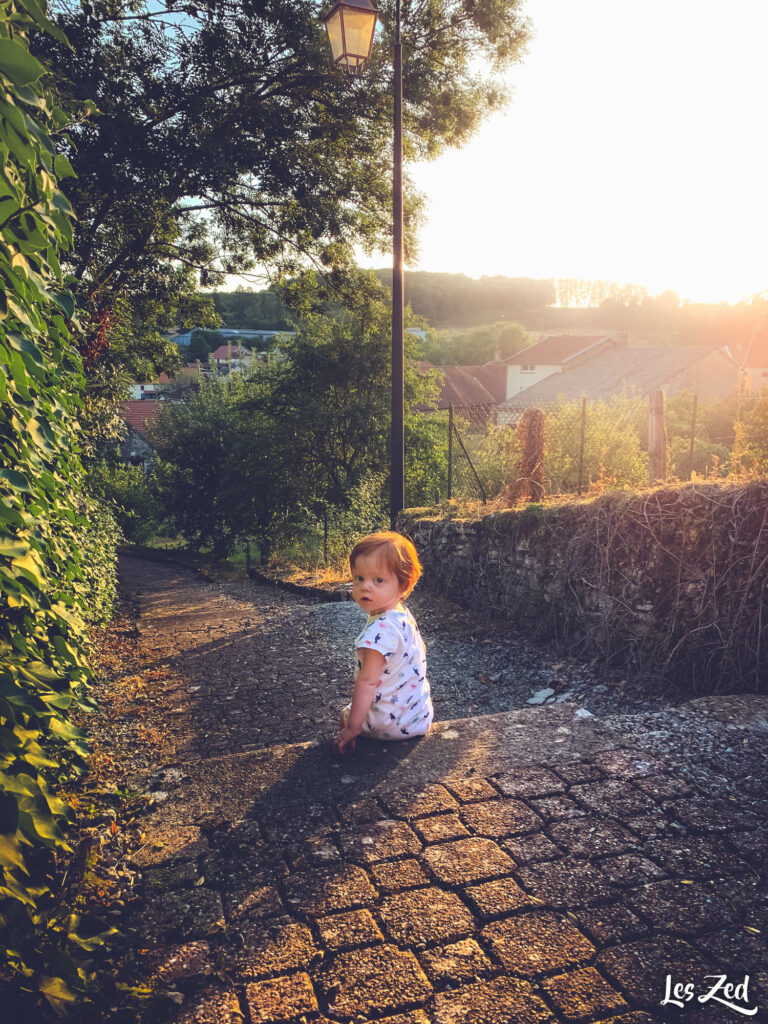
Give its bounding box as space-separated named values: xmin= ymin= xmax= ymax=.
xmin=209 ymin=272 xmax=767 ymax=356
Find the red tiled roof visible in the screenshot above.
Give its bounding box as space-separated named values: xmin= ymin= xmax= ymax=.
xmin=506 ymin=335 xmax=614 ymax=365
xmin=211 ymin=344 xmax=250 ymax=359
xmin=418 ymin=363 xmax=497 ymax=409
xmin=742 ymin=328 xmax=768 ymax=368
xmin=119 ymin=400 xmax=162 ymax=438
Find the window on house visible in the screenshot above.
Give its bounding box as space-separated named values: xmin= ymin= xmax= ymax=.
xmin=521 ymin=364 xmax=535 ymax=373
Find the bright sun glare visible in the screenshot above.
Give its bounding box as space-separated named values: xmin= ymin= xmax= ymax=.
xmin=362 ymin=0 xmax=768 ymax=305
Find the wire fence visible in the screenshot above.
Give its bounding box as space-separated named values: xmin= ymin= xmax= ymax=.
xmin=445 ymin=389 xmax=768 ymax=505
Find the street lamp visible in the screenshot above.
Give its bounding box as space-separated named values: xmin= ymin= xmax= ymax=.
xmin=323 ymin=0 xmax=405 ymax=528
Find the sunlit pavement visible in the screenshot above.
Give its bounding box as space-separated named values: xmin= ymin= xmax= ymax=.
xmin=116 ymin=558 xmax=768 ymax=1024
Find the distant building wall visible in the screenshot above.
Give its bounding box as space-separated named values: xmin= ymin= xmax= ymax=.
xmin=506 ymin=362 xmax=561 ymax=397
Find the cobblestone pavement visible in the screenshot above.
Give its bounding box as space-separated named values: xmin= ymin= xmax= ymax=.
xmin=110 ymin=558 xmax=768 ymax=1024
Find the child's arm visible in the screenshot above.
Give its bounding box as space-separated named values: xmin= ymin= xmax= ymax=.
xmin=334 ymin=647 xmax=386 ymax=754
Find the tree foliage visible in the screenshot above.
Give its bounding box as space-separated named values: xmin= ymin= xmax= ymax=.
xmin=32 ymin=0 xmax=531 ymax=454
xmin=149 ymin=273 xmax=443 ymax=560
xmin=0 ymin=0 xmax=117 ymax=1012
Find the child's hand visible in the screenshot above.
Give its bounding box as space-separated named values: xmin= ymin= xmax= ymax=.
xmin=333 ymin=726 xmax=359 ymax=755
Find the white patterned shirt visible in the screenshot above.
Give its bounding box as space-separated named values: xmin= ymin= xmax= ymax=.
xmin=351 ymin=604 xmax=433 ymax=740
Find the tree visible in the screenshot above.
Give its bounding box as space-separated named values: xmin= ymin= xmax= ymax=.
xmin=148 ymin=272 xmax=443 ymax=557
xmin=35 ymin=1 xmax=531 ymax=379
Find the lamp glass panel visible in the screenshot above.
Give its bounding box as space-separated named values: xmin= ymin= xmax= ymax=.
xmin=340 ymin=7 xmax=376 ymax=58
xmin=325 ymin=8 xmax=344 ymax=62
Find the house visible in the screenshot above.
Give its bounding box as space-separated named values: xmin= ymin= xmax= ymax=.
xmin=497 ymin=345 xmax=739 ymax=424
xmin=211 ymin=344 xmax=253 ymax=372
xmin=118 ymin=400 xmax=163 ymax=470
xmin=130 ymin=382 xmax=158 ymax=400
xmin=740 ymin=324 xmax=768 ymax=391
xmin=504 ymin=335 xmax=617 ymax=396
xmin=416 ymin=361 xmax=508 ymax=424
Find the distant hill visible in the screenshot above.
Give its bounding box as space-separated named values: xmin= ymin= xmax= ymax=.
xmin=373 ymin=270 xmax=555 ymax=327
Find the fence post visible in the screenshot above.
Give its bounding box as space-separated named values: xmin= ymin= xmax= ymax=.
xmin=246 ymin=539 xmax=250 ymax=570
xmin=687 ymin=393 xmax=698 ymax=479
xmin=447 ymin=402 xmax=453 ymax=499
xmin=323 ymin=505 xmax=328 ymax=566
xmin=577 ymin=395 xmax=587 ymax=495
xmin=648 ymin=389 xmax=667 ymax=484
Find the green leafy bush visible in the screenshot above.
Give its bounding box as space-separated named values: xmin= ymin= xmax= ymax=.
xmin=87 ymin=459 xmax=159 ymax=545
xmin=0 ymin=1 xmax=110 ymax=1013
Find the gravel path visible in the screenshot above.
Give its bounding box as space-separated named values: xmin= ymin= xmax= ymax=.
xmin=106 ymin=557 xmax=768 ymax=811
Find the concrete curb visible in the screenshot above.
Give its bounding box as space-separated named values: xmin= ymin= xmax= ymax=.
xmin=247 ymin=567 xmax=354 ymax=602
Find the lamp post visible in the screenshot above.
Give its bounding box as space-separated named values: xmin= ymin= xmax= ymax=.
xmin=323 ymin=0 xmax=404 ymax=528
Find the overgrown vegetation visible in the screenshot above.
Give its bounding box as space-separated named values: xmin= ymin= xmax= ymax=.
xmin=0 ymin=1 xmax=118 ymax=1013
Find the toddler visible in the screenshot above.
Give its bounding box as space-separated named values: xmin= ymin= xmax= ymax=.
xmin=333 ymin=531 xmax=433 ymax=754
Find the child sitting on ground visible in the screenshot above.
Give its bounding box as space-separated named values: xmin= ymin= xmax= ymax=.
xmin=333 ymin=531 xmax=433 ymax=755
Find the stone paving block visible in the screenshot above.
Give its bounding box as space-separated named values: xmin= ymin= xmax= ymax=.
xmin=460 ymin=798 xmax=543 ymax=838
xmin=432 ymin=974 xmax=555 ymax=1024
xmin=575 ymin=903 xmax=650 ymax=945
xmin=672 ymin=795 xmax=761 ymax=833
xmin=570 ymin=779 xmax=656 ymax=818
xmin=318 ymin=944 xmax=432 ymax=1017
xmin=173 ymin=986 xmax=243 ymax=1023
xmin=380 ymin=784 xmax=459 ymax=819
xmin=337 ymin=796 xmax=384 ymax=824
xmin=231 ymin=917 xmax=317 ymax=978
xmin=370 ymin=857 xmax=430 ymax=892
xmin=260 ymin=802 xmax=338 ymax=841
xmin=463 ymin=876 xmax=533 ymax=920
xmin=628 ymin=878 xmax=738 ymax=936
xmin=494 ymin=766 xmax=567 ymax=798
xmin=282 ymin=864 xmax=378 ymax=916
xmin=317 ymin=908 xmax=383 ymax=951
xmin=622 ymin=810 xmax=681 ymax=840
xmin=379 ymin=887 xmax=475 ymax=947
xmin=130 ymin=824 xmax=209 ymax=868
xmin=482 ymin=911 xmax=595 ymax=977
xmin=423 ymin=838 xmax=515 ymax=885
xmin=202 ymin=844 xmax=282 ymax=887
xmin=445 ymin=777 xmax=499 ymax=803
xmin=528 ymin=794 xmax=585 ymax=822
xmin=245 ymin=973 xmax=317 ymax=1023
xmin=595 ymin=935 xmax=718 ymax=1008
xmin=141 ymin=940 xmax=216 ymax=986
xmin=541 ymin=966 xmax=628 ymax=1021
xmin=208 ymin=818 xmax=261 ymax=851
xmin=282 ymin=834 xmax=341 ymax=871
xmin=696 ymin=926 xmax=768 ymax=975
xmin=222 ymin=882 xmax=284 ymax=923
xmin=590 ymin=1015 xmax=662 ymax=1024
xmin=143 ymin=859 xmax=200 ymax=889
xmin=516 ymin=857 xmax=620 ymax=908
xmin=548 ymin=817 xmax=638 ymax=858
xmin=339 ymin=818 xmax=421 ymax=863
xmin=550 ymin=759 xmax=604 ymax=786
xmin=418 ymin=938 xmax=493 ymax=984
xmin=642 ymin=835 xmax=741 ymax=880
xmin=632 ymin=773 xmax=693 ymax=800
xmin=503 ymin=831 xmax=561 ymax=864
xmin=597 ymin=853 xmax=666 ymax=887
xmin=590 ymin=749 xmax=661 ymax=779
xmin=413 ymin=813 xmax=470 ymax=843
xmin=364 ymin=1014 xmax=430 ymax=1024
xmin=133 ymin=887 xmax=225 ymax=942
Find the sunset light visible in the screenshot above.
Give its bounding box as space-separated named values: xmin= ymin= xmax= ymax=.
xmin=396 ymin=0 xmax=768 ymax=305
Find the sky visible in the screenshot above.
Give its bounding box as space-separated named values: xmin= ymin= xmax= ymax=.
xmin=361 ymin=0 xmax=768 ymax=305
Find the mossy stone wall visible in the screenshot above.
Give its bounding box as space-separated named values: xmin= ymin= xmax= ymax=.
xmin=399 ymin=481 xmax=768 ymax=693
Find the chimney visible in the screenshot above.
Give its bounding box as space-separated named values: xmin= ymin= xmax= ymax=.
xmin=493 ymin=346 xmax=502 ymax=361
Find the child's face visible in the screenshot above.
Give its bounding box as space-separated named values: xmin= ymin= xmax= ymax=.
xmin=351 ymin=552 xmax=406 ymax=616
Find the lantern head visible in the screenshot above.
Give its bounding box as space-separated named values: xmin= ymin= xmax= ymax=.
xmin=323 ymin=0 xmax=378 ymax=74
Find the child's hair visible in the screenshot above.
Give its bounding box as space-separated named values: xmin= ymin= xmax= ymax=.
xmin=350 ymin=531 xmax=422 ymax=598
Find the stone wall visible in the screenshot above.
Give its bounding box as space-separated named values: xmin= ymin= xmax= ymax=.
xmin=399 ymin=481 xmax=768 ymax=693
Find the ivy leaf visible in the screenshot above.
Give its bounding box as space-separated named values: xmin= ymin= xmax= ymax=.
xmin=0 ymin=39 xmax=45 ymax=87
